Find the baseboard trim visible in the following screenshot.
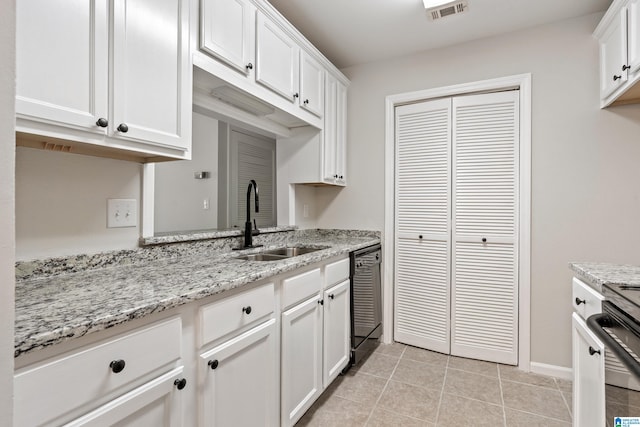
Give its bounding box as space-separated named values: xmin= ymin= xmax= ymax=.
xmin=529 ymin=362 xmax=572 ymax=380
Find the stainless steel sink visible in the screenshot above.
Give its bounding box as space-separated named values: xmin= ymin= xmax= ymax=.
xmin=235 ymin=246 xmax=325 ymax=261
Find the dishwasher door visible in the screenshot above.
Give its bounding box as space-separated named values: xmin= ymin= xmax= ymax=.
xmin=349 ymin=244 xmax=382 ymax=365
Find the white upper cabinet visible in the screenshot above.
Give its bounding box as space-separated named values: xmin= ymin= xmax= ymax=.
xmin=111 ymin=0 xmax=191 ymax=150
xmin=16 ymin=0 xmax=191 ymax=160
xmin=323 ymin=74 xmax=347 ymax=185
xmin=256 ymin=11 xmax=300 ymax=102
xmin=599 ymin=7 xmax=628 ymax=99
xmin=200 ymin=0 xmax=256 ymax=74
xmin=300 ymin=52 xmax=325 ymax=118
xmin=16 ymin=0 xmax=109 ymax=134
xmin=595 ymin=0 xmax=640 ymax=107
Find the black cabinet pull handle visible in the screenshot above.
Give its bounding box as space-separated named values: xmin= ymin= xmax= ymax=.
xmin=242 ymin=306 xmax=252 ymax=315
xmin=613 ymin=75 xmax=622 ymax=81
xmin=109 ymin=359 xmax=126 ymax=373
xmin=117 ymin=123 xmax=129 ymax=133
xmin=328 ymin=294 xmax=335 ymax=300
xmin=303 ymin=99 xmax=309 ymax=105
xmin=293 ymin=93 xmax=299 ymax=99
xmin=575 ymin=297 xmax=586 ymax=306
xmin=589 ymin=346 xmax=601 ymax=356
xmin=96 ymin=118 xmax=108 ymax=128
xmin=246 ymin=63 xmax=253 ymax=70
xmin=623 ymin=64 xmax=631 ymax=71
xmin=482 ymin=238 xmax=487 ymax=243
xmin=208 ymin=359 xmax=219 ymax=370
xmin=318 ymin=299 xmax=324 ymax=306
xmin=174 ymin=378 xmax=187 ymax=390
xmin=339 ymin=175 xmax=344 ymax=179
xmin=418 ymin=235 xmax=423 ymax=239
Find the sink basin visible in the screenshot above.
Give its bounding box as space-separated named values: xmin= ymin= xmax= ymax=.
xmin=235 ymin=253 xmax=289 ymax=262
xmin=262 ymin=247 xmax=323 ymax=257
xmin=235 ymin=246 xmax=325 ymax=261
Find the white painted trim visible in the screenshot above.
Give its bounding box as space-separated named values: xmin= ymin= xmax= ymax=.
xmin=529 ymin=362 xmax=573 ymax=381
xmin=141 ymin=163 xmax=155 ymax=239
xmin=383 ymin=73 xmax=532 ymax=367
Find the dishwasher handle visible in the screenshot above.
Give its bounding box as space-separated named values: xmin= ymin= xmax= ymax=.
xmin=587 ymin=312 xmax=640 ymax=379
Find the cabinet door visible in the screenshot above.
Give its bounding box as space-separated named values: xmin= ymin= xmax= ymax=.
xmin=16 ymin=0 xmax=108 ymax=132
xmin=65 ymin=367 xmax=185 ymax=427
xmin=335 ymin=80 xmax=348 ymax=185
xmin=111 ymin=0 xmax=190 ymax=149
xmin=628 ymin=0 xmax=640 ymax=73
xmin=281 ymin=295 xmax=323 ymax=427
xmin=323 ymin=74 xmax=338 ymax=183
xmin=323 ymin=279 xmax=350 ymax=387
xmin=256 ymin=12 xmax=299 ymax=102
xmin=200 ymin=0 xmax=256 ymax=74
xmin=572 ymin=313 xmax=605 ymax=427
xmin=199 ymin=319 xmax=278 ymax=427
xmin=600 ymin=7 xmax=628 ymax=99
xmin=300 ymin=52 xmax=324 ymax=117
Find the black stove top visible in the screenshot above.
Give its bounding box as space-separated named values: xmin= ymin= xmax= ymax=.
xmin=603 ymin=283 xmax=640 ymax=327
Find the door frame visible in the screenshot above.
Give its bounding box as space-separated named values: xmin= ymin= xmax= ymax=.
xmin=383 ymin=74 xmax=532 ymax=370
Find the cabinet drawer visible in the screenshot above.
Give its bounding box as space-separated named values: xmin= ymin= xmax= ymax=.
xmin=200 ymin=282 xmax=275 ymax=346
xmin=325 ymin=258 xmax=349 ymax=288
xmin=572 ymin=277 xmax=604 ymax=320
xmin=281 ymin=268 xmax=321 ymax=310
xmin=14 ymin=317 xmax=182 ymax=427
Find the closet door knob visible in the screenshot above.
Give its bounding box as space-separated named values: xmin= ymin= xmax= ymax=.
xmin=117 ymin=123 xmax=129 ymax=133
xmin=208 ymin=359 xmax=219 ymax=370
xmin=174 ymin=378 xmax=187 ymax=390
xmin=109 ymin=359 xmax=126 ymax=373
xmin=96 ymin=118 xmax=108 ymax=128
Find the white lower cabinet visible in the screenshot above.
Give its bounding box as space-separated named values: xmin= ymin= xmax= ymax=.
xmin=199 ymin=319 xmax=278 ymax=427
xmin=281 ymin=295 xmax=324 ymax=426
xmin=572 ymin=313 xmax=605 ymax=427
xmin=323 ymin=279 xmax=351 ymax=386
xmin=65 ymin=366 xmax=186 ymax=427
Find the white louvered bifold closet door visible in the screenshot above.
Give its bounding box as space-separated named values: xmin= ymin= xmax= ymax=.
xmin=450 ymin=91 xmax=519 ymax=364
xmin=394 ymin=99 xmax=452 ymax=354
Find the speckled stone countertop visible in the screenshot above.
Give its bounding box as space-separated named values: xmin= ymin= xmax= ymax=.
xmin=15 ymin=229 xmax=380 ymax=358
xmin=570 ymin=262 xmax=640 ymax=292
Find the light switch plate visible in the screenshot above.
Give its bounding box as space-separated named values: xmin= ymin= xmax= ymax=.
xmin=107 ymin=199 xmax=137 ymax=228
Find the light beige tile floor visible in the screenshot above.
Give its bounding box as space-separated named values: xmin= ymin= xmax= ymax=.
xmin=296 ymin=343 xmax=572 ymax=427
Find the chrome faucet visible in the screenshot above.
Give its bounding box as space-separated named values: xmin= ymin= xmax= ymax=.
xmin=243 ymin=179 xmax=260 ymax=248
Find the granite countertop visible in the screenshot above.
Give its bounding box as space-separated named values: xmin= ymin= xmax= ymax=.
xmin=15 ymin=229 xmax=380 ymax=358
xmin=570 ymin=262 xmax=640 ymax=292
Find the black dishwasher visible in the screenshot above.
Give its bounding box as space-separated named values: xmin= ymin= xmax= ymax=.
xmin=348 ymin=244 xmax=382 ymax=366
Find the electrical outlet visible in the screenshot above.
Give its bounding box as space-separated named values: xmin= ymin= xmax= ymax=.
xmin=107 ymin=199 xmax=137 ymax=228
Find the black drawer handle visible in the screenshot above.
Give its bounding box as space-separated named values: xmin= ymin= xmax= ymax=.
xmin=109 ymin=359 xmax=126 ymax=373
xmin=208 ymin=359 xmax=219 ymax=370
xmin=575 ymin=297 xmax=586 ymax=306
xmin=174 ymin=378 xmax=187 ymax=390
xmin=318 ymin=299 xmax=324 ymax=306
xmin=242 ymin=306 xmax=252 ymax=315
xmin=589 ymin=346 xmax=601 ymax=356
xmin=328 ymin=294 xmax=335 ymax=300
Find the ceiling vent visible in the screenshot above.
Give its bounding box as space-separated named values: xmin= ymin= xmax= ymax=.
xmin=425 ymin=0 xmax=468 ymax=21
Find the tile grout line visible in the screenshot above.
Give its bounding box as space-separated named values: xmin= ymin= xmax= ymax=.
xmin=555 ymin=377 xmax=573 ymax=421
xmin=497 ymin=364 xmax=508 ymax=427
xmin=432 ymin=354 xmax=450 ymax=426
xmin=363 ymin=345 xmax=407 ymax=426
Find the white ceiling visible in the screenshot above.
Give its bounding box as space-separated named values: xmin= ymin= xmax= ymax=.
xmin=267 ymin=0 xmax=613 ymax=69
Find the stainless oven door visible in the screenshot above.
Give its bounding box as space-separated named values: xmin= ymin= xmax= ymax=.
xmin=588 ymin=302 xmax=640 ymax=425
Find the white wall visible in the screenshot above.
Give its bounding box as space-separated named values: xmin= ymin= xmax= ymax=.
xmin=15 ymin=147 xmax=142 ymax=260
xmin=155 ymin=112 xmax=219 ymax=233
xmin=0 ymin=0 xmax=15 ymax=421
xmin=316 ymin=13 xmax=640 ymax=369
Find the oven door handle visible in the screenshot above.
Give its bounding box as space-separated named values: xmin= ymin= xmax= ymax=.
xmin=587 ymin=312 xmax=640 ymax=379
